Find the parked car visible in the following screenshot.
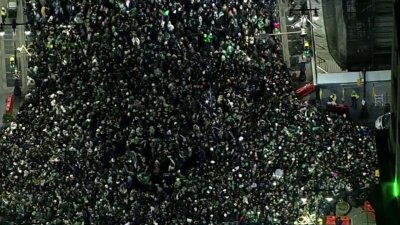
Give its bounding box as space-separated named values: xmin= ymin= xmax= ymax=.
xmin=375 ymin=112 xmax=391 ymax=130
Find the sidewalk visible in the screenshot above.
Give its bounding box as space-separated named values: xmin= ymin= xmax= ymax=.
xmin=318 ymin=81 xmax=390 ymax=125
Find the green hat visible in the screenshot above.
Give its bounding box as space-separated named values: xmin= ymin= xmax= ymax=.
xmin=163 ymin=10 xmax=169 ymax=16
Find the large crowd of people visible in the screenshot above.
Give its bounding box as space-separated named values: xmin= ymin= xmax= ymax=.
xmin=0 ymin=0 xmax=378 ymax=224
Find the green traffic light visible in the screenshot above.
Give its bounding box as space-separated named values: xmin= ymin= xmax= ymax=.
xmin=394 ymin=179 xmax=399 ymax=197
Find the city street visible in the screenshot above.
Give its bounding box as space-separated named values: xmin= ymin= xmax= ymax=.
xmin=0 ymin=0 xmax=387 ymax=224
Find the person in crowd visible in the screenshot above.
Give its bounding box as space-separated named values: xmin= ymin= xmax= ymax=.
xmin=351 ymin=90 xmax=359 ymax=109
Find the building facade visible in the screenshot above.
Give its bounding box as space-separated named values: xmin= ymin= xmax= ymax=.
xmin=369 ymin=1 xmax=400 ymax=224
xmin=323 ymin=0 xmax=393 ymax=71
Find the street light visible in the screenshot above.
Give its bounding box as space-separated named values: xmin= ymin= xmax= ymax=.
xmin=325 ymin=197 xmax=334 ymax=202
